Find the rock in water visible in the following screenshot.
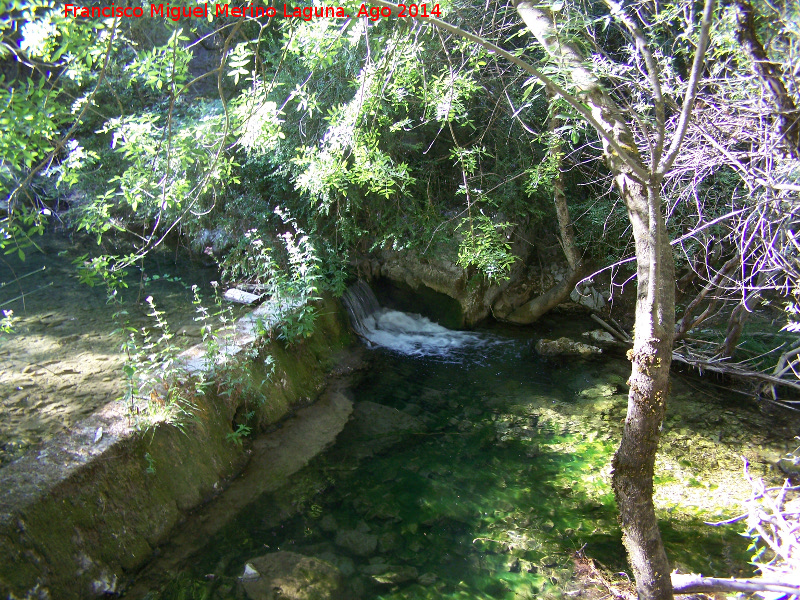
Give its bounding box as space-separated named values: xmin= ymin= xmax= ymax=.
xmin=582 ymin=329 xmax=616 ymax=344
xmin=240 ymin=551 xmax=345 ymax=600
xmin=241 ymin=563 xmax=260 ymax=581
xmin=535 ymin=337 xmax=602 ymax=357
xmin=224 ymin=288 xmax=264 ymax=305
xmin=359 ymin=563 xmax=418 ymax=585
xmin=342 ymin=401 xmax=424 ymax=456
xmin=335 ymin=528 xmax=379 ymax=557
xmin=778 ymin=456 xmax=800 ymax=477
xmin=350 ymin=401 xmax=423 ymax=438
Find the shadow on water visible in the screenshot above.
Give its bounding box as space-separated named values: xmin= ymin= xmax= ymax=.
xmin=138 ymin=301 xmax=776 ymax=600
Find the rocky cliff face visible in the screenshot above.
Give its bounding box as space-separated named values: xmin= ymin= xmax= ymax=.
xmin=355 ymin=223 xmax=594 ymax=327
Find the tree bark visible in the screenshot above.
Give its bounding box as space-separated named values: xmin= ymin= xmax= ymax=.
xmin=548 ymin=95 xmax=581 ymax=272
xmin=504 ymin=266 xmax=583 ymax=324
xmin=500 ymin=95 xmax=584 ymax=325
xmin=611 ymin=176 xmax=675 ymax=600
xmin=671 ymin=573 xmax=800 ymax=596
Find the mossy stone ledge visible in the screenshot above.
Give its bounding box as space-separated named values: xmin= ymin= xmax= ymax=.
xmin=0 ymin=294 xmax=353 ymax=600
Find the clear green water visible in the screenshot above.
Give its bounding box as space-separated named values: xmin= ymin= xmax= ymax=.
xmin=142 ymin=320 xmax=784 ymax=600
xmin=0 ymin=232 xmax=240 ymax=464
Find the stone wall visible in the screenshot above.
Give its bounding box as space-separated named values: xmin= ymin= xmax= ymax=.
xmin=0 ymin=296 xmax=352 ymax=599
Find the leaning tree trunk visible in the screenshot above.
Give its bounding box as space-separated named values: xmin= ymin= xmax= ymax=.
xmin=736 ymin=0 xmax=800 ymax=158
xmin=548 ymin=94 xmax=581 ymax=272
xmin=501 ymin=95 xmax=583 ymax=324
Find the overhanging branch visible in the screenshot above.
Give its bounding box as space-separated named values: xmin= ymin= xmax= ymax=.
xmin=368 ymin=0 xmax=649 ymax=180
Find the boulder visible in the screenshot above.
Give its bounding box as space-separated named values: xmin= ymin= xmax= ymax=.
xmin=535 ymin=337 xmax=602 ymax=357
xmin=351 ymin=401 xmax=423 ymax=438
xmin=570 ymin=283 xmax=609 ymax=311
xmin=582 ymin=329 xmax=616 ymax=344
xmin=240 ymin=551 xmax=345 ymax=600
xmin=343 ymin=401 xmax=424 ymax=456
xmin=778 ymin=456 xmax=800 ymax=477
xmin=223 ymin=288 xmax=264 ymax=305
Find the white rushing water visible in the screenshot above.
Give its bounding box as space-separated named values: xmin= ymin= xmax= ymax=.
xmin=342 ymin=281 xmax=501 ymax=359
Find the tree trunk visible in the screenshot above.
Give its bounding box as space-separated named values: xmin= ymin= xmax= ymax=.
xmin=503 ymin=266 xmax=583 ymax=324
xmin=611 ymin=175 xmax=675 ymax=600
xmin=499 ymin=95 xmax=583 ymax=325
xmin=735 ymin=0 xmax=800 ymax=158
xmin=512 ymin=4 xmax=677 ymax=598
xmin=548 ymin=95 xmax=581 ymax=272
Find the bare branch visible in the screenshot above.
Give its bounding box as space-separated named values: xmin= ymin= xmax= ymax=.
xmin=671 ymin=574 xmax=800 ymax=596
xmin=659 ymin=0 xmax=715 ymax=173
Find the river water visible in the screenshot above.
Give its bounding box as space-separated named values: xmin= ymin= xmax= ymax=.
xmin=0 ymin=233 xmax=240 ymax=465
xmin=137 ymin=284 xmax=796 ymax=600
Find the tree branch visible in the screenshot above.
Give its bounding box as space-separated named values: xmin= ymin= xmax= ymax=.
xmin=369 ymin=0 xmax=649 ymax=181
xmin=604 ymin=0 xmax=665 ymax=169
xmin=671 ymin=573 xmax=800 ymax=596
xmin=659 ymin=0 xmax=715 ymax=174
xmin=6 ymin=19 xmax=119 ymax=207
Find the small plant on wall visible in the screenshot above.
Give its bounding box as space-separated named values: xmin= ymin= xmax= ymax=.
xmin=222 ymin=206 xmax=323 ymax=344
xmin=119 ymin=295 xmax=196 ymax=433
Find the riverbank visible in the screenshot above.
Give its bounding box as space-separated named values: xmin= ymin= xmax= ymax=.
xmin=0 ymin=233 xmax=245 ymax=465
xmin=0 ymin=288 xmax=355 ymax=599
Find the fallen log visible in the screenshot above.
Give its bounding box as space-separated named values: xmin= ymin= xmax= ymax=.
xmin=590 ymin=313 xmax=631 ymax=343
xmin=672 ymin=573 xmax=800 ymax=596
xmin=671 ymin=350 xmax=800 ymax=393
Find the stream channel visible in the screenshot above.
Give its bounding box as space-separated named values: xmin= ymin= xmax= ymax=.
xmin=134 ymin=285 xmax=796 ymax=600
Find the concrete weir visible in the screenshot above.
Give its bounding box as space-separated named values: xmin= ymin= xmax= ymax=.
xmin=0 ymin=295 xmax=355 ymax=599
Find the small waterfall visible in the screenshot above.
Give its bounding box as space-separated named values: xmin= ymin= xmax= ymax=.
xmin=341 ymin=281 xmax=501 ymax=359
xmin=342 ymin=280 xmax=381 ymax=332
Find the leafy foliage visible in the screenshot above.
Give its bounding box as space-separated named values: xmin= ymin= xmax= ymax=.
xmin=221 ymin=208 xmax=323 ymax=343
xmin=118 ymin=295 xmax=196 ymax=433
xmin=456 ymin=214 xmax=516 ymax=282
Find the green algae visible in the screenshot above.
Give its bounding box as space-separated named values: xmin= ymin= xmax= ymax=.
xmin=139 ymin=325 xmax=794 ymax=600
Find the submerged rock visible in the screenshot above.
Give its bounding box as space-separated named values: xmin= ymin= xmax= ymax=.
xmin=335 ymin=528 xmax=378 ymax=557
xmin=317 ymin=552 xmax=356 ymax=577
xmin=779 ymin=456 xmax=800 ymax=477
xmin=351 ymin=401 xmax=423 ymax=437
xmin=319 ymin=514 xmax=338 ymax=533
xmin=240 ymin=551 xmax=345 ymax=600
xmin=341 ymin=401 xmax=425 ymax=457
xmin=535 ymin=337 xmax=602 ymax=357
xmin=418 ymin=572 xmax=437 ymax=586
xmin=360 ymin=563 xmax=418 ymax=585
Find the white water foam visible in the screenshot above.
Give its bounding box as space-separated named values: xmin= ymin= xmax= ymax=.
xmin=342 ymin=281 xmax=506 ymax=360
xmin=356 ymin=308 xmax=486 ymax=357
